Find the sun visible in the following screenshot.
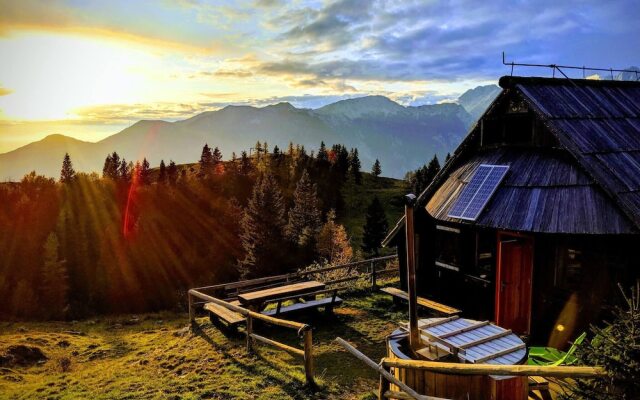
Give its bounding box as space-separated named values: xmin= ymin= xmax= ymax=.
xmin=0 ymin=31 xmax=155 ymax=121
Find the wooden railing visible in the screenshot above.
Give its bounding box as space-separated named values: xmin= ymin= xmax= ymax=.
xmin=188 ymin=289 xmax=316 ymax=386
xmin=190 ymin=254 xmax=398 ymax=303
xmin=336 ymin=337 xmax=606 ymax=400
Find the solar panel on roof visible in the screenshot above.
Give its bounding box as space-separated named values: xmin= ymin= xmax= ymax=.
xmin=447 ymin=164 xmax=509 ymax=221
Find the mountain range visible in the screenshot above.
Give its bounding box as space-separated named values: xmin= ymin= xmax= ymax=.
xmin=0 ymin=85 xmax=501 ymax=181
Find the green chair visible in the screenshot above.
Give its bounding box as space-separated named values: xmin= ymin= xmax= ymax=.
xmin=527 ymin=332 xmax=587 ymax=366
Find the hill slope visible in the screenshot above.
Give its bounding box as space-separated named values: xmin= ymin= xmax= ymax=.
xmin=0 ymin=289 xmax=402 ymax=400
xmin=0 ymin=96 xmax=476 ymax=181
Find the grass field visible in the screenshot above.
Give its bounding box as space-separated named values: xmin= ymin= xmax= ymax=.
xmin=341 ymin=174 xmax=406 ymax=254
xmin=0 ymin=283 xmax=407 ymax=400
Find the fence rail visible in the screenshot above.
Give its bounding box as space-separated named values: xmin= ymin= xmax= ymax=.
xmin=188 ymin=255 xmax=398 ymax=388
xmin=188 ymin=289 xmax=315 ymax=386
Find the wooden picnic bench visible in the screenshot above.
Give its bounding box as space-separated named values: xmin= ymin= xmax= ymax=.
xmin=238 ymin=280 xmax=326 ymax=311
xmin=380 ymin=287 xmax=461 ymax=316
xmin=204 ymin=299 xmax=244 ymax=328
xmin=262 ymin=288 xmax=343 ymax=317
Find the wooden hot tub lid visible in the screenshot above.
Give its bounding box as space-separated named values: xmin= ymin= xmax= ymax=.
xmin=404 ymin=317 xmax=527 ymax=366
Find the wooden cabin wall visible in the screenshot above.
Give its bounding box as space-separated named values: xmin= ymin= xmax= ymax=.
xmin=530 ymin=234 xmax=640 ymax=348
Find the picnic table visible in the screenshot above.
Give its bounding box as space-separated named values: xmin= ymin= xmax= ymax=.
xmin=238 ymin=280 xmax=325 ymax=311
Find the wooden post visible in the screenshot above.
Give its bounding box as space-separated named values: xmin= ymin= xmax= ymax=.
xmin=246 ymin=315 xmax=253 ymax=353
xmin=378 ymin=363 xmax=391 ymax=399
xmin=188 ymin=291 xmax=194 ymax=323
xmin=303 ymin=329 xmax=315 ymax=387
xmin=405 ymin=194 xmax=420 ymax=352
xmin=371 ymin=260 xmax=377 ymax=290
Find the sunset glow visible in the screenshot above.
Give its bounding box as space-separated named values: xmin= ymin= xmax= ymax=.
xmin=1 ymin=0 xmax=639 ymax=153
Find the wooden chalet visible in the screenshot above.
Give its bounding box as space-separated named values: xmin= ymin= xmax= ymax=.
xmin=383 ymin=76 xmax=640 ymax=348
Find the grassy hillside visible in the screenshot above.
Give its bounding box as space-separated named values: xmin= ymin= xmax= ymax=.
xmin=0 ymin=285 xmax=405 ymax=400
xmin=340 ymin=173 xmax=406 ymax=253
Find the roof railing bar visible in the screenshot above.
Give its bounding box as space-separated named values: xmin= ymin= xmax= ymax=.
xmin=502 ymin=52 xmax=639 ymax=77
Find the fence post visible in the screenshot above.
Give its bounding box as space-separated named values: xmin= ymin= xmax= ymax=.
xmin=246 ymin=315 xmax=253 ymax=353
xmin=378 ymin=363 xmax=391 ymax=399
xmin=303 ymin=329 xmax=315 ymax=387
xmin=188 ymin=291 xmax=194 ymax=323
xmin=371 ymin=260 xmax=377 ymax=290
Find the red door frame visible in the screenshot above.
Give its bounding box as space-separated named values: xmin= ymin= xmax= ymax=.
xmin=495 ymin=231 xmax=534 ymax=335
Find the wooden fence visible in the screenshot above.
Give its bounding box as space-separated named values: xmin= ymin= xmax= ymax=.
xmin=188 ymin=255 xmax=398 ymax=387
xmin=190 ymin=254 xmax=398 ymax=302
xmin=188 ymin=289 xmax=316 ymax=386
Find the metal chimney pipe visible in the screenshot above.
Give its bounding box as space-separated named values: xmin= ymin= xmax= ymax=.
xmin=404 ymin=194 xmax=419 ymax=352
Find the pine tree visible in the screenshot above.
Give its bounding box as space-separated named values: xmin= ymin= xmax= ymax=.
xmin=273 ymin=145 xmax=280 ymax=157
xmin=349 ymin=148 xmax=362 ymax=184
xmin=167 ymin=160 xmax=178 ymax=185
xmin=158 ymin=160 xmax=166 ymax=184
xmin=445 ymin=153 xmax=451 ymax=164
xmin=372 ymin=159 xmax=382 ymax=177
xmin=41 ymin=233 xmax=68 ymax=319
xmin=285 ymin=169 xmax=321 ymax=248
xmin=60 ymin=153 xmax=75 ymax=184
xmin=239 ymin=173 xmax=287 ymax=278
xmin=316 ymin=209 xmax=353 ymax=265
xmin=119 ymin=158 xmax=130 ymax=182
xmin=362 ymin=196 xmax=388 ymax=256
xmin=317 ymin=141 xmax=328 ymax=162
xmin=102 ymin=154 xmax=113 ymax=178
xmin=141 ymin=158 xmax=151 ymax=185
xmin=567 ymin=284 xmax=640 ymax=399
xmin=199 ymin=144 xmax=213 ymax=177
xmin=240 ymin=151 xmax=251 ymax=175
xmin=212 ymin=147 xmax=224 ymax=174
xmin=109 ymin=152 xmax=120 ymax=179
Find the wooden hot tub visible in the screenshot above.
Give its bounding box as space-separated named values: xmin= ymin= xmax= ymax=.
xmin=386 ymin=317 xmax=528 ymax=400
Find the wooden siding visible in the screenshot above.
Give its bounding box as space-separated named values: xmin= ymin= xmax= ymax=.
xmin=426 ymin=148 xmax=635 ymax=233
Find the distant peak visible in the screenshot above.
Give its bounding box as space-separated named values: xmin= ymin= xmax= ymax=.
xmin=41 ymin=133 xmax=75 ymax=142
xmin=316 ymin=95 xmax=404 ymax=118
xmin=265 ymin=102 xmax=296 ymax=111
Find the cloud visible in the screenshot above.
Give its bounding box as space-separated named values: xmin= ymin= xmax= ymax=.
xmin=72 ymin=102 xmax=206 ymax=123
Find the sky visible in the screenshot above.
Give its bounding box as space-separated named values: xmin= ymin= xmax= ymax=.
xmin=0 ymin=0 xmax=638 ymax=153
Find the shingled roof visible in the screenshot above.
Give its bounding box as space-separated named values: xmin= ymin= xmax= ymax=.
xmin=507 ymin=76 xmax=640 ymax=229
xmin=383 ymin=76 xmax=640 ymax=244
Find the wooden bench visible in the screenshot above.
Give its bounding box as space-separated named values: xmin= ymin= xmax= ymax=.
xmin=261 ymin=288 xmax=343 ymax=317
xmin=380 ymin=287 xmax=461 ymax=316
xmin=204 ymin=300 xmax=244 ymax=328
xmin=528 ymin=376 xmax=552 ymax=400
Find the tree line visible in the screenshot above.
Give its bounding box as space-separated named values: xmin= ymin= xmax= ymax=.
xmin=0 ymin=141 xmax=391 ymax=320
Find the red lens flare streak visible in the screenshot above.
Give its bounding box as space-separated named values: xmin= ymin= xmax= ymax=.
xmin=122 ymin=122 xmax=160 ymax=237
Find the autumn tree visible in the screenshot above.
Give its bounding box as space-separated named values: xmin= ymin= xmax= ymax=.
xmin=316 ymin=209 xmax=353 ymax=265
xmin=41 ymin=232 xmax=68 ymax=319
xmin=371 ymin=158 xmax=381 ymax=177
xmin=239 ymin=173 xmax=287 ymax=278
xmin=285 ymin=169 xmax=321 ymax=248
xmin=362 ymin=196 xmax=388 ymax=256
xmin=60 ymin=153 xmax=75 ymax=184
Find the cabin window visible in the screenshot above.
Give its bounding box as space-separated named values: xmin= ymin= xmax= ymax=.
xmin=554 ymin=246 xmax=584 ymax=292
xmin=434 ymin=227 xmax=463 ymax=271
xmin=468 ymin=232 xmax=496 ymax=282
